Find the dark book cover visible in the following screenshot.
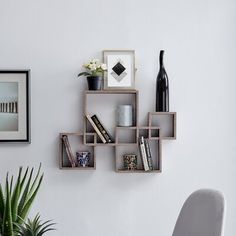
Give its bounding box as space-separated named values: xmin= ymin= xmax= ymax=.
xmin=86 ymin=114 xmax=107 ymax=143
xmin=91 ymin=115 xmax=114 ymax=143
xmin=62 ymin=135 xmax=77 ymax=167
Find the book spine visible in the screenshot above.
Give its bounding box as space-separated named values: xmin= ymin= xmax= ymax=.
xmin=144 ymin=139 xmax=153 ymax=170
xmin=62 ymin=135 xmax=76 ymax=167
xmin=139 ymin=136 xmax=149 ymax=171
xmin=91 ymin=115 xmax=114 ymax=143
xmin=86 ymin=114 xmax=106 ymax=143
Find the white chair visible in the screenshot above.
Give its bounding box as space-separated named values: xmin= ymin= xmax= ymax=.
xmin=172 ymin=189 xmax=225 ymax=236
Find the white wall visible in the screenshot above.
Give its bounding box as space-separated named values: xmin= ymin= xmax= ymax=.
xmin=0 ymin=0 xmax=236 ymax=235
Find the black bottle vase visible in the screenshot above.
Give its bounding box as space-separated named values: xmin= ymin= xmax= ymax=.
xmin=156 ymin=50 xmax=169 ymax=112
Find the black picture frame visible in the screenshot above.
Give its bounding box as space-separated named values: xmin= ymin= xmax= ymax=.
xmin=0 ymin=70 xmax=30 ymax=143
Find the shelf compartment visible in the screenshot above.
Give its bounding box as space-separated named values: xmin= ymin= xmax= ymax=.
xmin=84 ymin=132 xmax=96 ymax=145
xmin=149 ymin=127 xmax=161 ymax=140
xmin=84 ymin=90 xmax=139 ymax=141
xmin=115 ymin=126 xmax=137 ymax=145
xmin=148 ymin=112 xmax=176 ymax=139
xmin=137 ymin=126 xmax=149 ymax=139
xmin=59 ymin=132 xmax=96 ymax=170
xmin=115 ymin=140 xmax=162 ymax=173
xmin=84 ymin=117 xmax=111 ymax=144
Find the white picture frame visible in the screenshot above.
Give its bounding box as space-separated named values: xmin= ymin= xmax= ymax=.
xmin=0 ymin=70 xmax=30 ymax=143
xmin=103 ymin=50 xmax=135 ymax=90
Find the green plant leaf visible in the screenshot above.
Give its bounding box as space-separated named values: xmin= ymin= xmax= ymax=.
xmin=11 ymin=167 xmax=22 ymax=222
xmin=20 ymin=167 xmax=29 ymax=191
xmin=19 ymin=174 xmax=43 ymax=222
xmin=17 ymin=168 xmax=34 ymax=221
xmin=28 ymin=164 xmax=42 ymax=198
xmin=0 ymin=184 xmax=5 ymax=220
xmin=3 ymin=174 xmax=13 ymax=236
xmin=40 ymin=222 xmax=56 ymax=234
xmin=78 ymin=72 xmax=91 ymax=77
xmin=9 ymin=176 xmax=13 ymax=197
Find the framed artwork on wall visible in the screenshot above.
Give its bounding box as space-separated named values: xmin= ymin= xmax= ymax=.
xmin=103 ymin=50 xmax=136 ymax=90
xmin=0 ymin=70 xmax=30 ymax=143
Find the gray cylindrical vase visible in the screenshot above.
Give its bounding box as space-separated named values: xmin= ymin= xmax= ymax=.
xmin=117 ymin=105 xmax=133 ymax=127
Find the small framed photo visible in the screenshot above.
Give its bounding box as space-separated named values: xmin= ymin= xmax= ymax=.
xmin=0 ymin=70 xmax=30 ymax=143
xmin=103 ymin=50 xmax=135 ymax=90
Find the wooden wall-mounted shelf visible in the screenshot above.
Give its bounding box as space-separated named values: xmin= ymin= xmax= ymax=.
xmin=59 ymin=90 xmax=176 ymax=173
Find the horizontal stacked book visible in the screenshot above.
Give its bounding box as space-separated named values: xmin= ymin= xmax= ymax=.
xmin=139 ymin=136 xmax=154 ymax=171
xmin=86 ymin=114 xmax=114 ymax=144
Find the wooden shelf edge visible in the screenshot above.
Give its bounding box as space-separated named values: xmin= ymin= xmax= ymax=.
xmin=60 ymin=132 xmax=82 ymax=136
xmin=116 ymin=126 xmax=138 ymax=130
xmin=60 ymin=167 xmax=96 ymax=170
xmin=116 ymin=169 xmax=161 ymax=173
xmin=162 ymin=137 xmax=176 ymax=140
xmin=148 ymin=112 xmax=177 ymax=115
xmin=84 ymin=143 xmax=116 ymax=147
xmin=85 ymin=90 xmax=138 ymax=94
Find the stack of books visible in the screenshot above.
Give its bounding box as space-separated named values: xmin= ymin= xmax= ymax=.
xmin=86 ymin=114 xmax=114 ymax=144
xmin=139 ymin=136 xmax=154 ymax=171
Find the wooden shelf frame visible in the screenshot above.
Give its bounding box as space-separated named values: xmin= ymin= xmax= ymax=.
xmin=115 ymin=139 xmax=162 ymax=173
xmin=59 ymin=132 xmax=96 ymax=170
xmin=83 ymin=90 xmax=139 ymax=146
xmin=59 ymin=89 xmax=176 ymax=172
xmin=148 ymin=112 xmax=177 ymax=140
xmin=114 ymin=126 xmax=162 ymax=173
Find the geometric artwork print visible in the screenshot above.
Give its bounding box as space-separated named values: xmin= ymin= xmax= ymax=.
xmin=111 ymin=60 xmax=127 ymax=82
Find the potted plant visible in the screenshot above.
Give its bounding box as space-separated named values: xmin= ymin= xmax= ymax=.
xmin=78 ymin=59 xmax=107 ymax=90
xmin=14 ymin=213 xmax=56 ymax=236
xmin=0 ymin=164 xmax=55 ymax=236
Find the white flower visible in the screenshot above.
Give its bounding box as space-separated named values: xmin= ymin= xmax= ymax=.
xmin=88 ymin=63 xmax=97 ymax=71
xmin=91 ymin=59 xmax=99 ymax=64
xmin=101 ymin=63 xmax=107 ymax=70
xmin=83 ymin=63 xmax=89 ymax=68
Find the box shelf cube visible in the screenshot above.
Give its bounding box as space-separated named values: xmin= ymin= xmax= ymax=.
xmin=115 ymin=139 xmax=162 ymax=173
xmin=84 ymin=90 xmax=139 ymax=142
xmin=59 ymin=132 xmax=96 ymax=170
xmin=115 ymin=126 xmax=137 ymax=145
xmin=149 ymin=126 xmax=161 ymax=140
xmin=148 ymin=112 xmax=176 ymax=139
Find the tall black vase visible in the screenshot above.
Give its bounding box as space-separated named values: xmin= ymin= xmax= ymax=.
xmin=156 ymin=50 xmax=169 ymax=112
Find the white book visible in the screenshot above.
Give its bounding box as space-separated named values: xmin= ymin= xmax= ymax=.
xmin=86 ymin=114 xmax=106 ymax=144
xmin=139 ymin=136 xmax=149 ymax=171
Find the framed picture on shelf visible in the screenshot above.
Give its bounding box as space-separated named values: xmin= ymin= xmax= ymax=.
xmin=0 ymin=70 xmax=30 ymax=143
xmin=103 ymin=50 xmax=136 ymax=90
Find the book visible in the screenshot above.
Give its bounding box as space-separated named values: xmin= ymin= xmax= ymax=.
xmin=62 ymin=135 xmax=77 ymax=167
xmin=86 ymin=114 xmax=107 ymax=143
xmin=91 ymin=115 xmax=114 ymax=143
xmin=139 ymin=136 xmax=149 ymax=171
xmin=144 ymin=139 xmax=153 ymax=170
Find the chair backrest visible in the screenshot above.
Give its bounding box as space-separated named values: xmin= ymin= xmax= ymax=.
xmin=172 ymin=189 xmax=225 ymax=236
